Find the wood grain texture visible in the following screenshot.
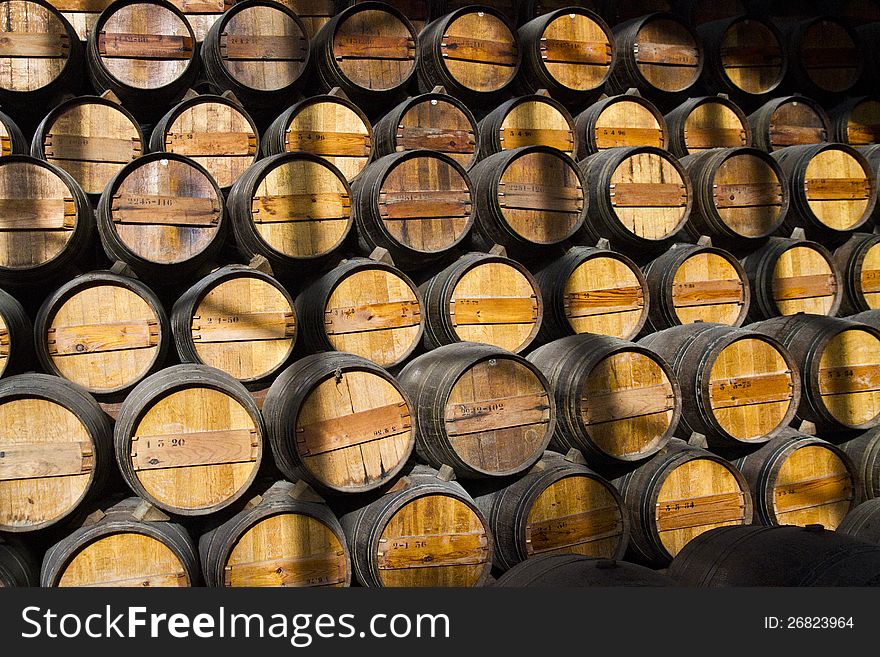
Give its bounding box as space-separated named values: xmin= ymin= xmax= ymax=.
xmin=563 ymin=254 xmax=646 ymax=338
xmin=803 ymin=148 xmax=872 ymax=232
xmin=772 ymin=445 xmax=854 ymax=529
xmin=671 ymin=250 xmax=747 ymax=325
xmin=592 ymin=99 xmax=665 ymax=150
xmin=538 ymin=10 xmax=613 ymax=91
xmin=634 ymin=17 xmax=701 ymax=93
xmin=0 ymin=0 xmax=71 ymax=92
xmin=712 ymin=151 xmax=784 ymax=238
xmin=772 ymin=245 xmax=839 ymax=316
xmin=440 ymin=10 xmax=518 ymax=93
xmin=817 ymin=328 xmax=880 ymax=428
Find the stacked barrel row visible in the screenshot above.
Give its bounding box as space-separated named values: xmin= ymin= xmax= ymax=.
xmin=0 ymin=0 xmax=879 ymax=588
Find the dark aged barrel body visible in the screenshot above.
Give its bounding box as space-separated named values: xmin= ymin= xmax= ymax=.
xmin=640 ymin=324 xmax=799 ymax=449
xmin=534 ymin=245 xmax=649 ymax=342
xmin=613 ymin=440 xmax=752 ymax=567
xmin=352 ymin=150 xmax=474 ymax=270
xmin=398 ymin=343 xmax=555 ymax=479
xmin=478 ymin=95 xmax=577 ymax=160
xmin=748 ymin=95 xmax=830 ymax=153
xmin=574 ymin=93 xmax=668 ymax=159
xmin=35 ymin=271 xmax=170 ymax=399
xmin=41 ymin=497 xmax=199 ymax=588
xmin=372 ymin=91 xmax=479 ymax=169
xmin=420 ymin=252 xmax=544 ymax=355
xmin=734 ymin=429 xmax=856 ymax=528
xmin=517 ymin=8 xmax=615 ymax=105
xmin=851 ymin=310 xmax=880 ymax=330
xmin=783 ymin=16 xmax=863 ymax=100
xmin=837 ymin=499 xmax=880 ymax=545
xmin=0 ymin=111 xmax=27 ymax=156
xmin=750 ymin=314 xmax=880 ymax=434
xmin=642 ymin=244 xmax=750 ymax=332
xmin=473 ymin=450 xmax=628 ymax=571
xmin=528 ymin=334 xmax=681 ymax=465
xmin=0 ymin=373 xmax=113 ymax=533
xmin=668 ymin=524 xmax=880 ymax=586
xmin=664 ymin=96 xmax=751 ymax=158
xmin=201 ymin=0 xmax=310 ymax=110
xmin=96 ymin=153 xmax=226 ymax=281
xmin=200 ymin=480 xmax=351 ymax=588
xmin=0 ymin=288 xmax=31 ymax=378
xmin=171 ymin=264 xmax=297 ymax=385
xmin=295 ymin=258 xmax=423 ymax=368
xmin=338 ymin=465 xmax=494 ymax=588
xmin=673 ymin=0 xmax=748 ymax=27
xmin=494 ymin=553 xmax=673 ymax=587
xmin=0 ymin=536 xmax=37 ymax=586
xmin=680 ymin=147 xmax=788 ymax=246
xmin=834 ymin=233 xmax=880 ymax=316
xmin=831 ymin=96 xmax=880 ymax=146
xmin=263 ymin=353 xmax=414 ymax=495
xmin=470 ymin=146 xmax=586 ymax=259
xmin=839 ymin=427 xmax=880 ymax=501
xmin=114 ymin=364 xmax=265 ymax=516
xmin=740 ymin=237 xmax=843 ymax=321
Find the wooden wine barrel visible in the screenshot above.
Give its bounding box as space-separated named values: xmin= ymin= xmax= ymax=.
xmin=226 ymin=152 xmax=353 ymax=274
xmin=0 ymin=372 xmax=113 ymax=533
xmin=673 ymin=0 xmax=748 ymax=26
xmin=0 ymin=0 xmax=82 ymax=105
xmin=836 ymin=0 xmax=880 ymax=24
xmin=681 ymin=146 xmax=788 ymax=245
xmin=494 ymin=553 xmax=673 ymax=586
xmin=606 ymin=13 xmax=703 ymax=104
xmin=838 ymin=499 xmax=880 ymax=545
xmin=470 ymin=145 xmax=586 ymax=258
xmin=35 ymin=271 xmax=169 ymax=398
xmin=295 ymin=258 xmax=423 ymax=368
xmin=834 ymin=233 xmax=880 ymax=316
xmin=398 ymin=343 xmax=555 ymax=479
xmin=31 ymin=94 xmax=144 ymax=197
xmin=200 ymin=480 xmax=351 ymax=587
xmin=783 ymin=16 xmax=863 ymax=99
xmin=831 ymin=97 xmax=880 ymax=146
xmin=96 ymin=152 xmax=226 ymax=281
xmin=698 ymin=16 xmax=786 ymax=102
xmin=169 ymin=0 xmax=233 ymax=42
xmin=747 ymin=95 xmax=830 ymax=153
xmin=41 ymin=497 xmax=199 ymax=587
xmin=517 ymin=8 xmax=615 ymax=105
xmin=372 ymin=90 xmax=479 ymax=169
xmin=740 ymin=237 xmax=843 ymax=321
xmin=0 ymin=110 xmax=27 ymax=157
xmin=664 ymin=96 xmax=751 ymax=158
xmin=478 ymin=95 xmax=576 ymax=160
xmin=773 ymin=143 xmax=876 ymax=242
xmin=0 ymin=536 xmax=37 ymax=586
xmin=201 ymin=0 xmax=310 ymax=110
xmin=734 ymin=429 xmax=856 ymax=529
xmin=577 ymin=145 xmax=692 ymax=251
xmin=641 ymin=244 xmax=750 ymax=331
xmin=420 ymin=252 xmax=543 ymax=354
xmin=668 ymin=524 xmax=880 ymax=586
xmin=171 ymin=265 xmax=297 ymax=384
xmin=312 ymin=2 xmax=417 ymax=106
xmin=528 ymin=334 xmax=681 ymax=465
xmin=640 ymin=324 xmax=798 ymax=447
xmin=262 ymin=353 xmax=414 ymax=494
xmin=839 ymin=427 xmax=880 ymax=501
xmin=418 ymin=6 xmax=521 ymax=103
xmin=0 ymin=155 xmax=94 ymax=287
xmin=533 ymin=245 xmax=649 ymax=342
xmin=279 ymin=0 xmax=334 ymax=38
xmin=261 ymin=92 xmax=372 ymax=182
xmin=86 ymin=0 xmax=199 ymax=112
xmin=574 ymin=92 xmax=668 ymax=158
xmin=339 ymin=465 xmax=493 ymax=587
xmin=0 ymin=288 xmax=31 ymax=378
xmin=115 ymin=364 xmax=264 ymax=516
xmin=353 ymin=150 xmax=474 ymax=270
xmin=751 ymin=314 xmax=880 ymax=433
xmin=474 ymin=450 xmax=627 ymax=570
xmin=614 ymin=439 xmax=752 ymax=566
xmin=55 ymin=0 xmax=113 ymax=41
xmin=150 ymin=92 xmax=259 ymax=191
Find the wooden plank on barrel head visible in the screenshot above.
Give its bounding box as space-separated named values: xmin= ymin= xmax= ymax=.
xmin=774 ymin=474 xmax=853 ymax=513
xmin=79 ymin=572 xmax=188 ymax=588
xmin=97 ymin=32 xmax=194 ymax=59
xmin=714 ymin=182 xmax=783 ymax=208
xmin=773 ymin=273 xmax=837 ymax=301
xmin=251 ymin=193 xmax=350 ymax=222
xmin=582 ymin=382 xmax=675 ymax=425
xmin=541 ymin=39 xmax=613 ymax=65
xmin=376 ymin=532 xmax=488 ymax=569
xmin=799 ymin=47 xmax=858 ymax=69
xmin=526 ymin=506 xmax=623 ymax=554
xmin=441 ymin=37 xmax=518 ymax=66
xmin=863 ymin=269 xmax=880 ymax=294
xmin=805 ymin=178 xmax=870 ymax=201
xmin=131 ymin=428 xmax=258 ymax=471
xmin=0 ymin=441 xmax=93 ymax=481
xmin=379 ymin=190 xmax=471 ymax=220
xmin=334 ymin=35 xmax=414 ymax=61
xmin=450 ymin=297 xmax=538 ymax=325
xmin=0 ymin=32 xmax=69 ymax=58
xmin=818 ymin=364 xmax=880 ymax=395
xmin=611 ymin=182 xmax=687 ymax=207
xmin=672 ymin=279 xmax=744 ymax=307
xmin=564 ymin=287 xmax=645 ymax=318
xmin=324 ymin=301 xmax=420 ymax=335
xmin=220 ymin=34 xmax=307 ymax=61
xmin=284 ymin=130 xmax=371 ymax=157
xmin=655 ymin=492 xmax=745 ymax=531
xmin=596 ymin=127 xmax=665 ymax=148
xmin=684 ymin=128 xmax=747 ymax=149
xmin=0 ymin=198 xmax=76 ymax=230
xmin=709 ymin=371 xmax=794 ymax=409
xmin=634 ymin=42 xmax=700 ymax=66
xmin=191 ymin=311 xmax=295 ymax=342
xmin=498 ymin=182 xmax=583 ymax=214
xmin=296 ymin=402 xmax=411 ymax=457
xmin=718 ymin=45 xmax=783 ymax=68
xmin=165 ymin=131 xmax=257 ymax=156
xmin=444 ymin=392 xmax=549 ymax=436
xmin=770 ymin=124 xmax=827 ymax=147
xmin=110 ymin=195 xmax=220 ymax=227
xmin=51 ymin=0 xmax=114 ymax=11
xmin=48 ymin=319 xmax=158 ymax=356
xmin=396 ymin=127 xmax=475 ymax=153
xmin=500 ymin=128 xmax=573 ymax=151
xmin=224 ymin=552 xmax=348 ymax=587
xmin=44 ymin=134 xmax=140 ymax=164
xmin=176 ymin=0 xmax=232 ymax=13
